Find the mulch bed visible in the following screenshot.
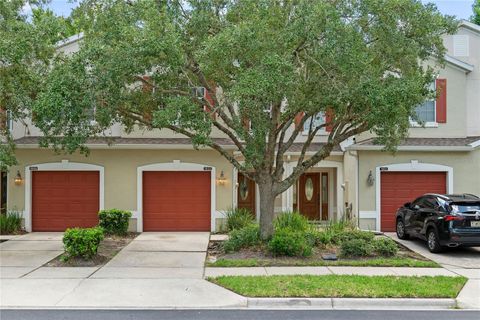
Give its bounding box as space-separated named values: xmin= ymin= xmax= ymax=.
xmin=45 ymin=232 xmax=138 ymax=267
xmin=207 ymin=236 xmax=433 ymax=266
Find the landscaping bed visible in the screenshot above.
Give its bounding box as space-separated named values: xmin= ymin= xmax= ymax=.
xmin=207 ymin=210 xmax=439 ymax=268
xmin=209 ymin=275 xmax=467 ymax=298
xmin=207 ymin=238 xmax=438 ymax=267
xmin=46 ymin=232 xmax=137 ymax=267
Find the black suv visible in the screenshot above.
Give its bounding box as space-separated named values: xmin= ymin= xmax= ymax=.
xmin=395 ymin=193 xmax=480 ymax=253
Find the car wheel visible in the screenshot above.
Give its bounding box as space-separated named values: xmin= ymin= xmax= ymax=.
xmin=396 ymin=219 xmax=409 ymax=240
xmin=427 ymin=229 xmax=443 ymax=253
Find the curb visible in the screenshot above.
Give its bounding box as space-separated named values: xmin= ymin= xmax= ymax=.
xmin=247 ymin=297 xmax=458 ymax=310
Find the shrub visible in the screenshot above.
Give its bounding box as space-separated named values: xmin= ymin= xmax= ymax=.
xmin=98 ymin=209 xmax=132 ymax=235
xmin=223 ymin=224 xmax=260 ymax=252
xmin=317 ymin=220 xmax=355 ymax=245
xmin=340 ymin=239 xmax=373 ymax=257
xmin=268 ymin=228 xmax=313 ymax=257
xmin=63 ymin=227 xmax=104 ymax=259
xmin=273 ymin=211 xmax=310 ymax=232
xmin=225 ymin=207 xmax=254 ymax=231
xmin=0 ymin=210 xmax=23 ymax=234
xmin=335 ymin=230 xmax=375 ymax=244
xmin=373 ymin=238 xmax=399 ymax=257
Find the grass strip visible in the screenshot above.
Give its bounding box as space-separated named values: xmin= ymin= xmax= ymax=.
xmin=209 ymin=275 xmax=466 ymax=298
xmin=207 ymin=257 xmax=440 ymax=268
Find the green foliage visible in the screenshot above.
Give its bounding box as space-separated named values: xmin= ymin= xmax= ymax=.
xmin=472 ymin=0 xmax=480 ymax=25
xmin=273 ymin=211 xmax=311 ymax=232
xmin=0 ymin=210 xmax=23 ymax=234
xmin=373 ymin=238 xmax=399 ymax=257
xmin=317 ymin=220 xmax=354 ymax=245
xmin=268 ymin=228 xmax=313 ymax=257
xmin=335 ymin=230 xmax=375 ymax=244
xmin=63 ymin=227 xmax=104 ymax=259
xmin=98 ymin=209 xmax=132 ymax=235
xmin=223 ymin=224 xmax=261 ymax=253
xmin=340 ymin=239 xmax=373 ymax=257
xmin=0 ymin=0 xmax=79 ymax=169
xmin=225 ymin=208 xmax=254 ymax=232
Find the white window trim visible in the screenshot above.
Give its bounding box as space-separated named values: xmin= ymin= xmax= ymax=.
xmin=410 ymin=81 xmax=438 ymax=127
xmin=409 ymin=121 xmax=438 ymax=128
xmin=374 ymin=161 xmax=453 ymax=232
xmin=136 ymin=161 xmax=217 ymax=232
xmin=24 ymin=161 xmax=105 ymax=232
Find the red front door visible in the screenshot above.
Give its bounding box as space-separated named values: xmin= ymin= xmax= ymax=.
xmin=237 ymin=173 xmax=256 ymax=216
xmin=380 ymin=171 xmax=447 ymax=231
xmin=298 ymin=172 xmax=320 ymax=220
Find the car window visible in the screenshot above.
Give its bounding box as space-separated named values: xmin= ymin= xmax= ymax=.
xmin=450 ymin=202 xmax=480 ymax=213
xmin=437 ymin=197 xmax=449 ymax=212
xmin=412 ymin=197 xmax=424 ymax=208
xmin=423 ymin=197 xmax=437 ymax=209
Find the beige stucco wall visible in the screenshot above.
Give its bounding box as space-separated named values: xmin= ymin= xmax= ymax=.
xmin=358 ymin=149 xmax=480 ymax=214
xmin=7 ymin=148 xmax=235 ymax=215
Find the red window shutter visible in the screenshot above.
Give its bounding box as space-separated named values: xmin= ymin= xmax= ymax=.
xmin=325 ymin=108 xmax=334 ymax=132
xmin=436 ymin=79 xmax=447 ymax=123
xmin=203 ymin=89 xmax=216 ymax=120
xmin=294 ymin=112 xmax=305 ymax=129
xmin=142 ymin=76 xmax=153 ymax=93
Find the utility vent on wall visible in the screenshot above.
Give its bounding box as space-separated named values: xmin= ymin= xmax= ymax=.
xmin=453 ymin=35 xmax=469 ymax=57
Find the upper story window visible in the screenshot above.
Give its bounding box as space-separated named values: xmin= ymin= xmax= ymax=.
xmin=414 ymin=99 xmax=435 ymax=123
xmin=411 ymin=81 xmax=436 ymax=126
xmin=303 ymin=112 xmax=326 ymax=134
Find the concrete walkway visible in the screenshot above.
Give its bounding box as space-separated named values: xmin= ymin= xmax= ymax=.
xmin=204 ymin=266 xmax=463 ymax=277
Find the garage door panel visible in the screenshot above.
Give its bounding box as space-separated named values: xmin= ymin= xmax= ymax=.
xmin=143 ymin=171 xmax=211 ymax=231
xmin=380 ymin=171 xmax=446 ymax=232
xmin=32 ymin=171 xmax=100 ymax=231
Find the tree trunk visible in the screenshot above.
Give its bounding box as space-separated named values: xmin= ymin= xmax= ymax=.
xmin=257 ymin=179 xmax=276 ymax=240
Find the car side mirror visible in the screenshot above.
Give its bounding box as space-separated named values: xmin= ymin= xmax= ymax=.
xmin=413 ymin=204 xmax=420 ymax=210
xmin=404 ymin=202 xmax=411 ymax=208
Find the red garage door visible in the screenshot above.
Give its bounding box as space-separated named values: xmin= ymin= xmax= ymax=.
xmin=381 ymin=171 xmax=446 ymax=232
xmin=143 ymin=171 xmax=211 ymax=231
xmin=32 ymin=171 xmax=100 ymax=231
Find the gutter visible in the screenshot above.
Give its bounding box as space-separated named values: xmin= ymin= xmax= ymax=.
xmin=14 ymin=143 xmax=238 ymax=151
xmin=348 ymin=145 xmax=474 ymax=152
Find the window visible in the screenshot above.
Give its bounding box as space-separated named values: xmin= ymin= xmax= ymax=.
xmin=412 ymin=82 xmax=436 ymax=125
xmin=303 ymin=112 xmax=326 ymax=133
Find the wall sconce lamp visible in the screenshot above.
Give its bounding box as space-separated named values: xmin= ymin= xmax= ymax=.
xmin=367 ymin=170 xmax=374 ymax=186
xmin=217 ymin=170 xmax=227 ymax=185
xmin=14 ymin=171 xmax=23 ymax=185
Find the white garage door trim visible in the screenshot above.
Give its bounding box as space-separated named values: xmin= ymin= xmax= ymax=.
xmin=375 ymin=161 xmax=453 ymax=232
xmin=137 ymin=161 xmax=216 ymax=232
xmin=24 ymin=161 xmax=105 ymax=232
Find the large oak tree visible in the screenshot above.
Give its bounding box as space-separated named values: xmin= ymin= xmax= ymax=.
xmin=31 ymin=0 xmax=456 ymax=238
xmin=0 ymin=0 xmax=79 ymax=170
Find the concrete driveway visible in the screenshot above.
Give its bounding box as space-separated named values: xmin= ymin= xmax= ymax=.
xmin=0 ymin=233 xmax=64 ymax=279
xmin=387 ymin=233 xmax=480 ymax=277
xmin=91 ymin=232 xmax=210 ymax=279
xmin=0 ymin=232 xmax=247 ymax=308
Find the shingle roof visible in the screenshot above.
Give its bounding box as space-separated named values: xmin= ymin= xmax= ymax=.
xmin=14 ymin=136 xmax=342 ymax=153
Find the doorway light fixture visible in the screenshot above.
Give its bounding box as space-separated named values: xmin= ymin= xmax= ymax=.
xmin=217 ymin=170 xmax=227 ymax=185
xmin=14 ymin=171 xmax=23 ymax=185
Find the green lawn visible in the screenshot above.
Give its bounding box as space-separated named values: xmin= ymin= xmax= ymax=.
xmin=207 ymin=257 xmax=440 ymax=268
xmin=209 ymin=275 xmax=467 ymax=298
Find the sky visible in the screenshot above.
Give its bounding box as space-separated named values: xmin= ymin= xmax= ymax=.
xmin=43 ymin=0 xmax=475 ymax=20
